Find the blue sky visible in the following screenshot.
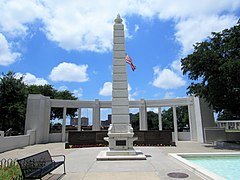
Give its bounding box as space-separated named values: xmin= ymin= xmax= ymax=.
xmin=0 ymin=0 xmax=240 ymax=105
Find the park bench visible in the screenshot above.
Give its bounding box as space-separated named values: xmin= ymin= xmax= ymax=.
xmin=17 ymin=150 xmax=66 ymax=179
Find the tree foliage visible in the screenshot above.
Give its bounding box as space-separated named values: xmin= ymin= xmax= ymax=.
xmin=176 ymin=106 xmax=189 ymax=129
xmin=181 ymin=21 xmax=240 ymax=118
xmin=162 ymin=107 xmax=189 ymax=131
xmin=217 ymin=110 xmax=239 ymax=120
xmin=130 ymin=113 xmax=139 ymax=130
xmin=27 ymin=85 xmax=78 ymax=119
xmin=27 ymin=84 xmax=56 ymax=98
xmin=0 ymin=71 xmax=78 ymax=134
xmin=162 ymin=108 xmax=173 ymax=130
xmin=130 ymin=106 xmax=189 ymax=131
xmin=0 ymin=72 xmax=27 ymax=134
xmin=147 ymin=111 xmax=159 ymax=130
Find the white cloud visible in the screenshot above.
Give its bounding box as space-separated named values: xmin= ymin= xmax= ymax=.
xmin=99 ymin=82 xmax=112 ymax=96
xmin=134 ymin=24 xmax=139 ymax=32
xmin=99 ymin=82 xmax=136 ymax=98
xmin=128 ymin=84 xmax=132 ymax=91
xmin=15 ymin=72 xmax=48 ymax=85
xmin=73 ymin=88 xmax=83 ymax=99
xmin=128 ymin=1 xmax=239 ymax=55
xmin=147 ymin=107 xmax=158 ymax=113
xmin=58 ymin=86 xmax=68 ymax=91
xmin=0 ymin=33 xmax=20 ymax=66
xmin=0 ymin=0 xmax=239 ymax=55
xmin=156 ymin=1 xmax=240 ymax=20
xmin=42 ymin=1 xmax=117 ymax=52
xmin=128 ymin=84 xmax=139 ymax=100
xmin=57 ymin=86 xmax=83 ymax=99
xmin=0 ymin=0 xmax=46 ymax=36
xmin=152 ymin=66 xmax=186 ymax=89
xmin=49 ymin=62 xmax=89 ymax=82
xmin=171 ymin=60 xmax=182 ymax=75
xmin=175 ymin=15 xmax=238 ymax=55
xmin=164 ymin=92 xmax=175 ymax=99
xmin=129 ymin=90 xmax=138 ymax=100
xmin=129 ymin=108 xmax=139 ymax=114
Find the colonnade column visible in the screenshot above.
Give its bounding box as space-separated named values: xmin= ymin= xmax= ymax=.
xmin=158 ymin=107 xmax=162 ymax=130
xmin=77 ymin=108 xmax=81 ymax=131
xmin=188 ymin=100 xmax=197 ymax=141
xmin=139 ymin=98 xmax=148 ymax=130
xmin=62 ymin=107 xmax=67 ymax=142
xmin=92 ymin=99 xmax=100 ymax=131
xmin=187 ymin=105 xmax=193 ymax=140
xmin=172 ymin=106 xmax=178 ymax=142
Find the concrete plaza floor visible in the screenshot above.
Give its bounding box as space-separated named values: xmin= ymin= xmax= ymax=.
xmin=0 ymin=142 xmax=237 ymax=180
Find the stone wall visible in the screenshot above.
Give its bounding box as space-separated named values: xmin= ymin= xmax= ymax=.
xmin=66 ymin=130 xmax=174 ymax=148
xmin=0 ymin=129 xmax=36 ymax=153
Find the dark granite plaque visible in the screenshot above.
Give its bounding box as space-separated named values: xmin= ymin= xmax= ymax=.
xmin=116 ymin=140 xmax=126 ymax=146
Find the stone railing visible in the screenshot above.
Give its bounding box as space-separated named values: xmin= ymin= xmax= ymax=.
xmin=216 ymin=120 xmax=240 ymax=130
xmin=0 ymin=129 xmax=36 ymax=153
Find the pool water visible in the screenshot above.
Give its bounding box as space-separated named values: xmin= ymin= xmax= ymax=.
xmin=185 ymin=156 xmax=240 ymax=180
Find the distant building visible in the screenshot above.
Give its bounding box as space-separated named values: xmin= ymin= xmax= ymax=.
xmin=81 ymin=117 xmax=88 ymax=126
xmin=70 ymin=118 xmax=78 ymax=126
xmin=108 ymin=114 xmax=112 ymax=123
xmin=70 ymin=117 xmax=89 ymax=126
xmin=101 ymin=120 xmax=109 ymax=127
xmin=101 ymin=114 xmax=112 ymax=127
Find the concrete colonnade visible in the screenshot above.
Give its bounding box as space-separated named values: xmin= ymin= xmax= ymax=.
xmin=25 ymin=94 xmax=215 ymax=144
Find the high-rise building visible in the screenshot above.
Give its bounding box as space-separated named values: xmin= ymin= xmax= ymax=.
xmin=70 ymin=117 xmax=89 ymax=126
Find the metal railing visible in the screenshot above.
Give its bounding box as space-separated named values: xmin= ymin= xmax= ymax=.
xmin=216 ymin=120 xmax=240 ymax=130
xmin=0 ymin=158 xmax=18 ymax=168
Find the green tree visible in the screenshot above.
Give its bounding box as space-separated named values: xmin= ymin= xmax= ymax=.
xmin=0 ymin=71 xmax=27 ymax=134
xmin=161 ymin=106 xmax=189 ymax=131
xmin=130 ymin=111 xmax=159 ymax=130
xmin=0 ymin=71 xmax=78 ymax=134
xmin=27 ymin=85 xmax=78 ymax=119
xmin=27 ymin=84 xmax=56 ymax=98
xmin=55 ymin=90 xmax=77 ymax=100
xmin=162 ymin=108 xmax=174 ymax=130
xmin=177 ymin=106 xmax=189 ymax=130
xmin=130 ymin=107 xmax=189 ymax=131
xmin=51 ymin=90 xmax=78 ymax=119
xmin=217 ymin=110 xmax=239 ymax=120
xmin=147 ymin=111 xmax=159 ymax=130
xmin=181 ymin=21 xmax=240 ymax=118
xmin=130 ymin=113 xmax=139 ymax=130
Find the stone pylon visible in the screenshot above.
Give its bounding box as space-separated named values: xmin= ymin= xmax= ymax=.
xmin=104 ymin=14 xmax=138 ymax=156
xmin=97 ymin=15 xmax=145 ymax=160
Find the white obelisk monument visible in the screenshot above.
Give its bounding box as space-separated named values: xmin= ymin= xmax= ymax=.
xmin=97 ymin=15 xmax=145 ymax=160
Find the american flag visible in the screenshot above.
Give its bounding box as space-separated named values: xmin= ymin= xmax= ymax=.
xmin=125 ymin=54 xmax=136 ymax=71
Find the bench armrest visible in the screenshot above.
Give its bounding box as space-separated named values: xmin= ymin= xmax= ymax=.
xmin=51 ymin=154 xmax=65 ymax=162
xmin=51 ymin=154 xmax=66 ymax=174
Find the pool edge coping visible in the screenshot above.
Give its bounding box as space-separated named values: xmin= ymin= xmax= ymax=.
xmin=168 ymin=152 xmax=240 ymax=180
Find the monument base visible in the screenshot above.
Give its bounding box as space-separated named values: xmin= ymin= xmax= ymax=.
xmin=96 ymin=135 xmax=146 ymax=161
xmin=104 ymin=135 xmax=137 ymax=150
xmin=105 ymin=124 xmax=137 ymax=150
xmin=96 ymin=149 xmax=146 ymax=160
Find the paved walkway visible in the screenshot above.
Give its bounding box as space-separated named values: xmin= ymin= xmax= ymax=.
xmin=0 ymin=142 xmax=237 ymax=180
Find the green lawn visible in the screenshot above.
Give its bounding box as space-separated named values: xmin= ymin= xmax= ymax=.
xmin=0 ymin=163 xmax=22 ymax=180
